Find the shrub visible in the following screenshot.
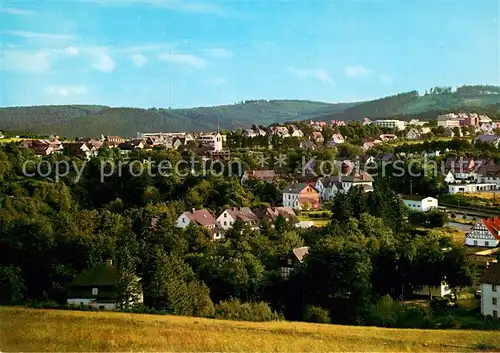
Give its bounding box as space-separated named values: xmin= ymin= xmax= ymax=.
xmin=302 ymin=305 xmax=331 ymax=324
xmin=214 ymin=299 xmax=282 ymax=322
xmin=370 ymin=295 xmax=399 ymax=327
xmin=438 ymin=314 xmax=457 ymax=329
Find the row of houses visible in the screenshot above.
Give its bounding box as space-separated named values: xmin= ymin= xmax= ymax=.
xmin=437 ymin=113 xmax=492 ymax=128
xmin=176 ymin=206 xmax=299 ymax=239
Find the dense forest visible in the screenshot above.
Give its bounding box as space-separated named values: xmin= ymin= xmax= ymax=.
xmin=0 ymin=143 xmax=483 ymax=328
xmin=0 ymin=85 xmax=498 ymax=138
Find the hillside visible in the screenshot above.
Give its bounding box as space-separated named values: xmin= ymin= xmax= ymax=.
xmin=0 ymin=85 xmax=498 ymax=137
xmin=1 ymin=307 xmax=499 ymax=352
xmin=0 ymin=100 xmax=356 ymax=138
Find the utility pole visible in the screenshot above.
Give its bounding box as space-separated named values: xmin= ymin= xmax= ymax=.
xmin=410 ymin=179 xmax=413 ymax=196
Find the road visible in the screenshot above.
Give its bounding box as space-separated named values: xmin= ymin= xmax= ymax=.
xmin=446 ymin=221 xmax=473 ymax=232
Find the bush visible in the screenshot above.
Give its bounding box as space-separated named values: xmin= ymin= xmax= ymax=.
xmin=370 ymin=295 xmax=399 ymax=327
xmin=302 ymin=305 xmax=331 ymax=324
xmin=438 ymin=314 xmax=457 ymax=329
xmin=214 ymin=299 xmax=282 ymax=322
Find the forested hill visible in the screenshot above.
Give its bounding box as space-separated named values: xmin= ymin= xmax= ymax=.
xmin=0 ymin=85 xmax=499 ymax=138
xmin=0 ymin=100 xmax=356 ymax=138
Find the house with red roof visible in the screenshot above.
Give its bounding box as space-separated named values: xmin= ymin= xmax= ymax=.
xmin=216 ymin=207 xmax=260 ymax=230
xmin=465 ymin=217 xmax=500 ymax=248
xmin=176 ymin=209 xmax=217 ymax=230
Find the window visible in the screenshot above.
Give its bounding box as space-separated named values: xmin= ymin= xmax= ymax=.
xmin=224 ymin=221 xmax=227 ymax=226
xmin=474 ymin=240 xmax=478 ymax=246
xmin=182 ymin=217 xmax=185 ymax=223
xmin=99 ymin=305 xmax=105 ymax=310
xmin=287 ymin=258 xmax=292 ymax=265
xmin=493 ymin=284 xmax=497 ymax=292
xmin=493 ymin=298 xmax=497 ymax=305
xmin=486 ymin=241 xmax=490 ymax=246
xmin=92 ymin=288 xmax=98 ymax=295
xmin=494 ymin=310 xmax=498 ymax=319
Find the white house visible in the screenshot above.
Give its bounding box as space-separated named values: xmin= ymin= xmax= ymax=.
xmin=406 ymin=128 xmax=421 ymax=140
xmin=373 ymin=119 xmax=406 ymax=130
xmin=315 ymin=177 xmax=344 ymax=201
xmin=340 ymin=171 xmax=374 ymax=193
xmin=326 ymin=133 xmax=345 ymax=147
xmin=448 ymin=183 xmax=498 ymax=194
xmin=243 ymin=129 xmax=258 ymax=138
xmin=291 ymin=129 xmax=304 ymax=138
xmin=480 ymin=263 xmax=500 ymax=318
xmin=465 ymin=218 xmax=500 ymax=248
xmin=0 ymin=131 xmax=4 ymax=139
xmin=282 ymin=183 xmax=320 ymax=210
xmin=216 ymin=207 xmax=259 ymax=230
xmin=176 ymin=209 xmax=217 ymax=230
xmin=444 ymin=171 xmax=456 ymax=184
xmin=198 ymin=132 xmax=223 ymax=152
xmin=401 ymin=195 xmax=438 ymax=212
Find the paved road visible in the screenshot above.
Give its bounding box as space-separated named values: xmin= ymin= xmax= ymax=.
xmin=446 ymin=222 xmax=473 ymax=232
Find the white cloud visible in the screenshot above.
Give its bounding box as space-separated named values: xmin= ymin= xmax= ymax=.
xmin=158 ymin=53 xmax=206 ymax=69
xmin=289 ymin=67 xmax=334 ymax=84
xmin=3 ymin=30 xmax=75 ymax=40
xmin=203 ymin=48 xmax=232 ymax=58
xmin=345 ymin=65 xmax=372 ymax=77
xmin=46 ymin=85 xmax=88 ymax=97
xmin=90 ymin=49 xmax=115 ymax=72
xmin=0 ymin=8 xmax=35 ymax=15
xmin=0 ymin=49 xmax=52 ymax=73
xmin=379 ymin=74 xmax=394 ymax=85
xmin=130 ymin=53 xmax=148 ymax=67
xmin=64 ymin=46 xmax=79 ymax=55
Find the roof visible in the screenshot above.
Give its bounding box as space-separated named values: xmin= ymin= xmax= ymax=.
xmin=225 ymin=207 xmax=259 ymax=223
xmin=480 ymin=263 xmax=500 ymax=284
xmin=282 ymin=182 xmax=317 ymax=194
xmin=68 ymin=262 xmax=120 ymax=287
xmin=342 ymin=171 xmax=374 ymax=183
xmin=481 ymin=218 xmax=500 ymax=241
xmin=247 ymin=169 xmax=276 ymax=179
xmin=401 ymin=194 xmax=435 ymax=201
xmin=476 ymin=164 xmax=500 ymax=177
xmin=292 ymin=246 xmax=310 ymax=263
xmin=475 ymin=134 xmax=500 ymax=142
xmin=184 ymin=209 xmax=216 ymax=226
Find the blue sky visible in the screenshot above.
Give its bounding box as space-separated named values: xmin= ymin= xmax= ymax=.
xmin=1 ymin=0 xmax=498 ymax=108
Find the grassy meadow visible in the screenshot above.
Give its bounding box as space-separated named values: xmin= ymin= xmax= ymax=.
xmin=1 ymin=307 xmax=500 ymax=352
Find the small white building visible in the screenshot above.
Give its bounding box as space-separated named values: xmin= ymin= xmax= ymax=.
xmin=373 ymin=119 xmax=406 ymax=130
xmin=479 ymin=263 xmax=499 ymax=319
xmin=406 ymin=128 xmax=420 ymax=140
xmin=465 ymin=218 xmax=500 ymax=248
xmin=401 ymin=195 xmax=438 ymax=212
xmin=198 ymin=132 xmax=223 ymax=152
xmin=413 ymin=283 xmax=452 ymax=297
xmin=448 ymin=183 xmax=498 ymax=194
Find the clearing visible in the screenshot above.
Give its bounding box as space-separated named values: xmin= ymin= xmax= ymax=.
xmin=1 ymin=307 xmax=499 ymax=352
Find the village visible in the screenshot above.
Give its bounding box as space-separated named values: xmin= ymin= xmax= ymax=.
xmin=2 ymin=112 xmax=500 ymax=322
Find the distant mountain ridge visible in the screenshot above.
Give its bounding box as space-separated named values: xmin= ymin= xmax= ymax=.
xmin=1 ymin=85 xmax=499 ymax=138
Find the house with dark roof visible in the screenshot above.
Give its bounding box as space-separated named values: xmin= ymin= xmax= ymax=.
xmin=282 ymin=183 xmax=320 ymax=210
xmin=479 ymin=263 xmax=500 ymax=318
xmin=66 ymin=259 xmax=143 ymax=310
xmin=252 ymin=206 xmax=299 ymax=225
xmin=474 ymin=134 xmax=500 ymax=148
xmin=465 ymin=218 xmax=500 ymax=248
xmin=216 ymin=207 xmax=260 ymax=230
xmin=315 ymin=176 xmax=344 ymax=201
xmin=281 ymin=246 xmax=309 ymax=279
xmin=340 ymin=171 xmax=374 ymax=193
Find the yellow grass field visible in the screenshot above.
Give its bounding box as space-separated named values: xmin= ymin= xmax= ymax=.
xmin=1 ymin=307 xmax=499 ymax=352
